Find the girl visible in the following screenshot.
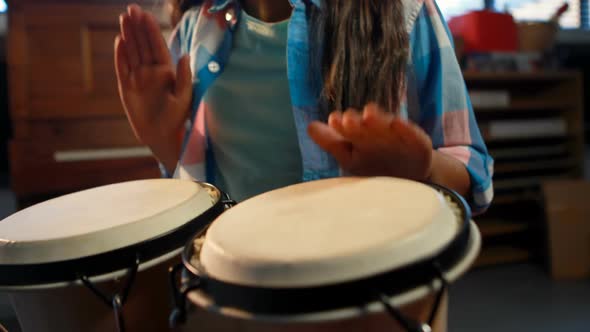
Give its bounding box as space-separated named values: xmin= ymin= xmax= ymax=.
xmin=115 ymin=0 xmax=494 ymax=213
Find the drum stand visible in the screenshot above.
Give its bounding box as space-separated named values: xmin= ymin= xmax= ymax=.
xmin=169 ymin=263 xmax=201 ymax=327
xmin=378 ymin=263 xmax=448 ymax=332
xmin=169 ymin=193 xmax=236 ymax=328
xmin=169 ymin=262 xmax=450 ymax=332
xmin=79 ymin=258 xmax=140 ymax=332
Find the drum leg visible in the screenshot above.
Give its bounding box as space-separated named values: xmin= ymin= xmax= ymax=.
xmin=10 ymin=256 xmax=181 ymax=332
xmin=169 ymin=263 xmax=203 ymax=328
xmin=379 ymin=294 xmax=432 ymax=332
xmin=80 ymin=259 xmax=139 ymax=332
xmin=378 ymin=263 xmax=449 ymax=332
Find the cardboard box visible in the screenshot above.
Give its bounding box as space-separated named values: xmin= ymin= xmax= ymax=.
xmin=542 ymin=180 xmax=590 ymax=280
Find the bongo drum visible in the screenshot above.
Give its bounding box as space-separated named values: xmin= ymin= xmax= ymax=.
xmin=171 ymin=177 xmax=481 ymax=332
xmin=0 ymin=179 xmax=228 ymax=332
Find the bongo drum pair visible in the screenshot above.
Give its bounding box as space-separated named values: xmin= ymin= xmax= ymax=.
xmin=0 ymin=177 xmax=480 ymax=332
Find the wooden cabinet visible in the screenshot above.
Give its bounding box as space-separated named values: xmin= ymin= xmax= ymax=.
xmin=6 ymin=0 xmax=169 ymax=204
xmin=464 ymin=71 xmax=586 ymax=266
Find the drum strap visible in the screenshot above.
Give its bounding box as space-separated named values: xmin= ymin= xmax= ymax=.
xmin=79 ymin=258 xmax=139 ymax=332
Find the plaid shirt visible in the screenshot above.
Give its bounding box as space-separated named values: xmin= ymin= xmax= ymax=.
xmin=168 ymin=0 xmax=494 ymax=213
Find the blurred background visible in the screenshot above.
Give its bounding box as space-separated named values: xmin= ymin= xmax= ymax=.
xmin=0 ymin=0 xmax=589 ymax=331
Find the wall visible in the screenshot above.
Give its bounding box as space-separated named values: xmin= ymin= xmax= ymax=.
xmin=0 ymin=13 xmax=9 ymax=174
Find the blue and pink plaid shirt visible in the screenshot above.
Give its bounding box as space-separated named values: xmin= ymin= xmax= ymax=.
xmin=167 ymin=0 xmax=494 ymax=213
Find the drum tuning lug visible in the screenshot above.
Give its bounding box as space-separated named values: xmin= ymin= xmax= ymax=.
xmin=222 ymin=199 xmax=237 ymax=208
xmin=221 ymin=192 xmax=237 ymax=208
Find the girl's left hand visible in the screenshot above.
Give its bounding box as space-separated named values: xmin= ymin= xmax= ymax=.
xmin=308 ymin=103 xmax=433 ymax=181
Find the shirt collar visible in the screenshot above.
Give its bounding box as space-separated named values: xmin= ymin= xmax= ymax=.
xmin=208 ymin=0 xmax=234 ymax=12
xmin=289 ymin=0 xmax=321 ymax=7
xmin=208 ymin=0 xmax=320 ymax=13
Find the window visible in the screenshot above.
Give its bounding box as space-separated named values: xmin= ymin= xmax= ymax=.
xmin=438 ymin=0 xmax=589 ymax=29
xmin=495 ymin=0 xmax=585 ymax=28
xmin=438 ymin=0 xmax=485 ymax=20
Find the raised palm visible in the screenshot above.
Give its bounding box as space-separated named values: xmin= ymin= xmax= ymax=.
xmin=115 ymin=4 xmax=191 ymax=170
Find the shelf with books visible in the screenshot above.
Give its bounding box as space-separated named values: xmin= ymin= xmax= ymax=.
xmin=465 ymin=71 xmax=585 ymax=267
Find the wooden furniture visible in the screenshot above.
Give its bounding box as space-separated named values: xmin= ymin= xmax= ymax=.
xmin=542 ymin=180 xmax=590 ymax=280
xmin=6 ymin=0 xmax=170 ymax=206
xmin=464 ymin=71 xmax=586 ymax=266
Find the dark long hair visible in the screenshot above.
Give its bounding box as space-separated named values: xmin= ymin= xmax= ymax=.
xmin=315 ymin=0 xmax=408 ymax=114
xmin=169 ymin=0 xmax=408 ymax=114
xmin=168 ymin=0 xmax=200 ymax=26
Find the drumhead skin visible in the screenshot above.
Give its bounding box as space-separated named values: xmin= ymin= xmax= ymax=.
xmin=0 ymin=179 xmax=222 ymax=288
xmin=199 ymin=177 xmax=459 ymax=287
xmin=188 ymin=221 xmax=480 ymax=323
xmin=183 ymin=177 xmax=480 ymax=322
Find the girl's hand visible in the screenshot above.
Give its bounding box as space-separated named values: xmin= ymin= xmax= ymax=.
xmin=308 ymin=103 xmax=433 ymax=181
xmin=115 ymin=4 xmax=192 ymax=171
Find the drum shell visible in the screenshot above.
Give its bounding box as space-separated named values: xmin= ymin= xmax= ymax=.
xmin=182 ymin=292 xmax=448 ymax=332
xmin=9 ymin=255 xmax=179 ymax=332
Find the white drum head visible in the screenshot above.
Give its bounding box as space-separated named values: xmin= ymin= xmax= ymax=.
xmin=187 ymin=221 xmax=481 ymax=323
xmin=183 ymin=177 xmax=480 ymax=322
xmin=199 ymin=177 xmax=459 ymax=287
xmin=0 ymin=179 xmax=222 ymax=288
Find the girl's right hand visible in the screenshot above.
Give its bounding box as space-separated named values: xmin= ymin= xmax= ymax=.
xmin=115 ymin=4 xmax=192 ymax=173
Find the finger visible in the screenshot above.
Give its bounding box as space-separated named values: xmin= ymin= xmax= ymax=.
xmin=128 ymin=4 xmax=154 ymax=65
xmin=144 ymin=11 xmax=172 ymax=65
xmin=328 ymin=111 xmax=344 ymax=132
xmin=120 ymin=13 xmax=141 ymax=69
xmin=114 ymin=35 xmax=131 ymax=88
xmin=175 ymin=54 xmax=192 ymax=100
xmin=340 ymin=109 xmax=366 ymax=141
xmin=362 ymin=103 xmax=392 ymax=132
xmin=308 ymin=121 xmax=353 ymax=167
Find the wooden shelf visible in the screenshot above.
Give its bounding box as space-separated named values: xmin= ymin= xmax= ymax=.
xmin=478 ymin=219 xmax=529 ymax=238
xmin=489 ymin=144 xmax=568 ymax=160
xmin=483 ymin=133 xmax=573 ymax=143
xmin=463 ymin=71 xmax=580 ymax=82
xmin=476 ymin=247 xmax=531 ymax=267
xmin=492 ymin=192 xmax=541 ymax=205
xmin=474 ymin=100 xmax=575 ymax=112
xmin=479 ymin=118 xmax=569 ymax=142
xmin=495 ymin=174 xmax=574 ymax=191
xmin=464 ymin=70 xmax=584 ymax=268
xmin=494 ymin=159 xmax=577 ymax=174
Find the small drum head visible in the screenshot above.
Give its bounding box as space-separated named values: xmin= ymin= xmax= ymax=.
xmin=0 ymin=179 xmax=223 ymax=288
xmin=184 ymin=177 xmax=480 ymax=322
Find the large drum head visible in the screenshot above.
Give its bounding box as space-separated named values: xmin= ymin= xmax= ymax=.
xmin=0 ymin=179 xmax=223 ymax=289
xmin=184 ymin=177 xmax=481 ymax=322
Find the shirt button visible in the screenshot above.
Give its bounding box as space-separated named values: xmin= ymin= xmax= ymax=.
xmin=225 ymin=10 xmax=234 ymax=23
xmin=208 ymin=61 xmax=220 ymax=73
